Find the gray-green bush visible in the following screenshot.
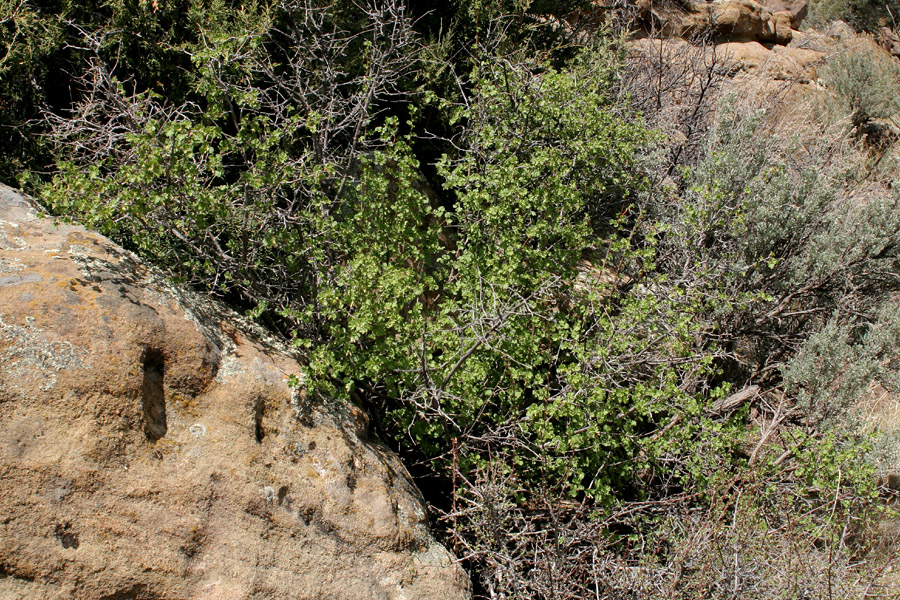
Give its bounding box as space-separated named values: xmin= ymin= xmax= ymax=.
xmin=643 ymin=95 xmax=900 ymax=383
xmin=808 ymin=0 xmax=900 ymax=31
xmin=820 ymin=42 xmax=900 ymax=128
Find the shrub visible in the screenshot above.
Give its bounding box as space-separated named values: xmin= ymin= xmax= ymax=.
xmin=784 ymin=303 xmax=900 ymax=433
xmin=808 ymin=0 xmax=900 ymax=32
xmin=820 ymin=41 xmax=900 ymax=129
xmin=449 ymin=443 xmax=888 ymax=600
xmin=0 ymin=0 xmax=65 ymax=180
xmin=39 ymin=8 xmax=734 ymax=509
xmin=39 ymin=0 xmax=420 ymax=328
xmin=640 ymin=94 xmax=900 ymax=384
xmin=313 ymin=42 xmax=728 ymax=504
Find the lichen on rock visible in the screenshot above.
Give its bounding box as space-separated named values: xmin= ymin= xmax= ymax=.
xmin=0 ymin=184 xmax=470 ymax=600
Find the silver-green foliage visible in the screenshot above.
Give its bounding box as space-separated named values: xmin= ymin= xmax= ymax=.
xmin=783 ymin=303 xmax=900 ymax=432
xmin=648 ymin=97 xmax=900 ymax=370
xmin=808 ymin=0 xmax=900 ymax=31
xmin=637 ymin=96 xmax=900 ymax=524
xmin=821 ymin=43 xmax=900 ymax=127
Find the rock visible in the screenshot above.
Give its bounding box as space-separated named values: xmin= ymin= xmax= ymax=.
xmin=710 ymin=0 xmax=766 ymax=40
xmin=717 ymin=40 xmax=822 ymax=79
xmin=718 ymin=40 xmax=774 ymax=71
xmin=637 ymin=0 xmax=792 ymax=44
xmin=880 ymin=26 xmax=900 ymax=58
xmin=770 ymin=44 xmax=824 ymax=80
xmin=759 ymin=0 xmax=808 ymax=28
xmin=826 ymin=19 xmax=857 ymax=41
xmin=0 ymin=184 xmax=471 ymax=600
xmin=710 ymin=0 xmax=792 ymax=44
xmin=769 ymin=10 xmax=794 ymax=42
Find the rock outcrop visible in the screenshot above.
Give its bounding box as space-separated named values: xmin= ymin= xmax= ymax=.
xmin=634 ymin=0 xmax=798 ymax=45
xmin=759 ymin=0 xmax=808 ymax=29
xmin=710 ymin=0 xmax=793 ymax=44
xmin=718 ymin=40 xmax=824 ymax=80
xmin=0 ymin=185 xmax=471 ymax=599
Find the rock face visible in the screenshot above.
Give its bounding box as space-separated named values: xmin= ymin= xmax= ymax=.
xmin=0 ymin=185 xmax=471 ymax=600
xmin=717 ymin=40 xmax=824 ymax=80
xmin=636 ymin=0 xmax=795 ymax=45
xmin=710 ymin=0 xmax=792 ymax=44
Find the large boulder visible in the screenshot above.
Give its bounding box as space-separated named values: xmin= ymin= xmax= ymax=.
xmin=759 ymin=0 xmax=808 ymax=29
xmin=0 ymin=184 xmax=471 ymax=600
xmin=710 ymin=0 xmax=793 ymax=44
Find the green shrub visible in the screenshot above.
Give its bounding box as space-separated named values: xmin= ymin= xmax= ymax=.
xmin=0 ymin=0 xmax=241 ymax=182
xmin=39 ymin=0 xmax=420 ymax=323
xmin=311 ymin=43 xmax=731 ymax=503
xmin=39 ymin=13 xmax=734 ymax=506
xmin=0 ymin=0 xmax=65 ymax=180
